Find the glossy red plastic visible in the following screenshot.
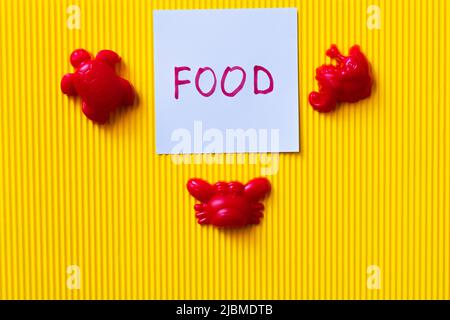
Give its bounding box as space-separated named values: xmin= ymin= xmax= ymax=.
xmin=187 ymin=178 xmax=271 ymax=228
xmin=61 ymin=49 xmax=135 ymax=123
xmin=309 ymin=45 xmax=373 ymax=113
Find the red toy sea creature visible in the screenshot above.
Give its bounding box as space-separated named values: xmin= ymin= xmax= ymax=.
xmin=309 ymin=45 xmax=373 ymax=113
xmin=61 ymin=49 xmax=135 ymax=123
xmin=187 ymin=178 xmax=271 ymax=227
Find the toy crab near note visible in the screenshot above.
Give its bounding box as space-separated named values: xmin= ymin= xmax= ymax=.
xmin=61 ymin=49 xmax=135 ymax=123
xmin=187 ymin=178 xmax=271 ymax=228
xmin=309 ymin=45 xmax=373 ymax=113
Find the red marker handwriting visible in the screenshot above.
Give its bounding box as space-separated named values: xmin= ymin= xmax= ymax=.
xmin=174 ymin=66 xmax=274 ymax=99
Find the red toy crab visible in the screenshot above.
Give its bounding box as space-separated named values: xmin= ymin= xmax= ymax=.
xmin=61 ymin=49 xmax=135 ymax=123
xmin=187 ymin=178 xmax=271 ymax=227
xmin=309 ymin=45 xmax=373 ymax=113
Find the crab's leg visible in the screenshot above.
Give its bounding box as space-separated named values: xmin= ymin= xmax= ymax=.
xmin=195 ymin=212 xmax=209 ymax=225
xmin=251 ymin=203 xmax=264 ymax=211
xmin=249 ymin=203 xmax=265 ymax=224
xmin=250 ymin=211 xmax=264 ymax=224
xmin=196 ymin=215 xmax=209 ymax=224
xmin=120 ymin=78 xmax=135 ymax=106
xmin=82 ymin=101 xmax=109 ymax=124
xmin=194 ymin=204 xmax=210 ymax=224
xmin=194 ymin=204 xmax=205 ymax=212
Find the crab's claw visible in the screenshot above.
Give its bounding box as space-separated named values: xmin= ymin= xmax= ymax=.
xmin=244 ymin=177 xmax=271 ymax=201
xmin=96 ymin=50 xmax=121 ymax=68
xmin=70 ymin=49 xmax=91 ymax=68
xmin=61 ymin=73 xmax=77 ymax=96
xmin=308 ymin=90 xmax=337 ymax=113
xmin=326 ymin=44 xmax=345 ymax=61
xmin=187 ymin=178 xmax=215 ymax=202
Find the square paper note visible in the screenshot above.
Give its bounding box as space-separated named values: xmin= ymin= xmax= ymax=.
xmin=153 ymin=8 xmax=299 ymax=154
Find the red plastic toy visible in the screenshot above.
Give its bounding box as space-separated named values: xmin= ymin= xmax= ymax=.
xmin=187 ymin=178 xmax=271 ymax=227
xmin=309 ymin=45 xmax=373 ymax=113
xmin=61 ymin=49 xmax=135 ymax=123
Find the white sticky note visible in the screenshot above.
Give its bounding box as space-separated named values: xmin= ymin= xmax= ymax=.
xmin=153 ymin=8 xmax=299 ymax=154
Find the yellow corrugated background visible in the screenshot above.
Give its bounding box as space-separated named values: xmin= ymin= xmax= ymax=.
xmin=0 ymin=0 xmax=449 ymax=300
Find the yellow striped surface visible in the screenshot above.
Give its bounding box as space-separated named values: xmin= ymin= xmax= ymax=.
xmin=0 ymin=0 xmax=449 ymax=299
